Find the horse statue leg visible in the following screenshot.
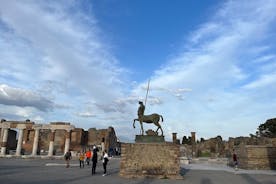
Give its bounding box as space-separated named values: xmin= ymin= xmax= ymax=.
xmin=133 ymin=119 xmax=138 ymax=128
xmin=160 ymin=126 xmax=163 ymax=136
xmin=155 ymin=126 xmax=160 ymax=134
xmin=139 ymin=120 xmax=144 ymax=135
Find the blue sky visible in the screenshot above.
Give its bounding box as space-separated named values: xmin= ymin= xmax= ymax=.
xmin=0 ymin=0 xmax=276 ymax=142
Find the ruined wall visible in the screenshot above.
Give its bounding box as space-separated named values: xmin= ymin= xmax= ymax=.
xmin=39 ymin=129 xmax=51 ymax=154
xmin=237 ymin=145 xmax=276 ymax=170
xmin=22 ymin=129 xmax=35 ymax=154
xmin=70 ymin=128 xmax=86 ymax=151
xmin=120 ymin=143 xmax=180 ymax=179
xmin=196 ymin=137 xmax=226 ymax=157
xmin=88 ymin=127 xmax=118 ymax=152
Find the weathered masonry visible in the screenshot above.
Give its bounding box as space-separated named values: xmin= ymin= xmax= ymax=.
xmin=0 ymin=119 xmax=119 ymax=156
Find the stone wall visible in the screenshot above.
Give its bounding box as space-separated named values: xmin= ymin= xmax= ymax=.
xmin=120 ymin=143 xmax=180 ymax=179
xmin=88 ymin=127 xmax=118 ymax=153
xmin=1 ymin=120 xmax=119 ymax=156
xmin=70 ymin=128 xmax=86 ymax=151
xmin=237 ymin=145 xmax=276 ymax=170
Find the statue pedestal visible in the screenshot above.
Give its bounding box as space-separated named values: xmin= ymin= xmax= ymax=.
xmin=120 ymin=142 xmax=181 ymax=179
xmin=135 ymin=135 xmax=165 ymax=143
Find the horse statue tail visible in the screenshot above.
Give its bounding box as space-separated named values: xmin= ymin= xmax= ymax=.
xmin=160 ymin=115 xmax=163 ymax=122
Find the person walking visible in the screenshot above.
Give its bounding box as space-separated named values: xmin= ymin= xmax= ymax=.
xmin=79 ymin=151 xmax=85 ymax=168
xmin=85 ymin=149 xmax=92 ymax=165
xmin=91 ymin=146 xmax=98 ymax=175
xmin=64 ymin=150 xmax=72 ymax=168
xmin=102 ymin=150 xmax=109 ymax=176
xmin=233 ymin=149 xmax=238 ymax=171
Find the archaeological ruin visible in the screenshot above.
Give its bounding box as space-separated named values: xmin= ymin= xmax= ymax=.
xmin=0 ymin=119 xmax=119 ymax=157
xmin=178 ymin=131 xmax=276 ymax=170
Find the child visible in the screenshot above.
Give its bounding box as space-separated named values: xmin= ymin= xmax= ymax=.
xmin=85 ymin=149 xmax=92 ymax=165
xmin=79 ymin=151 xmax=85 ymax=168
xmin=102 ymin=150 xmax=109 ymax=176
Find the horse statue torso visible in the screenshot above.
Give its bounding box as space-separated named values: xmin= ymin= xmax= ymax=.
xmin=133 ymin=113 xmax=164 ymax=136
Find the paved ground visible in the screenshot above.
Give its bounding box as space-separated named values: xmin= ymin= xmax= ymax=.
xmin=0 ymin=157 xmax=275 ymax=184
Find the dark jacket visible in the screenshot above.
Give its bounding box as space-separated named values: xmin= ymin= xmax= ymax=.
xmin=92 ymin=148 xmax=98 ymax=162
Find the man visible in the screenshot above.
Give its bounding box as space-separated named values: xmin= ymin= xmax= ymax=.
xmin=91 ymin=146 xmax=99 ymax=175
xmin=64 ymin=150 xmax=72 ymax=168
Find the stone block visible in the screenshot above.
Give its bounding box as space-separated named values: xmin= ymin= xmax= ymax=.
xmin=120 ymin=142 xmax=181 ymax=179
xmin=135 ymin=135 xmax=165 ymax=143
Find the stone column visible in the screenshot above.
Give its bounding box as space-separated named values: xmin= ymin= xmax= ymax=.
xmin=32 ymin=128 xmax=40 ymax=156
xmin=48 ymin=129 xmax=55 ymax=156
xmin=101 ymin=137 xmax=105 ymax=153
xmin=16 ymin=128 xmax=24 ymax=156
xmin=0 ymin=128 xmax=9 ymax=155
xmin=191 ymin=132 xmax=196 ymax=157
xmin=64 ymin=130 xmax=71 ymax=154
xmin=172 ymin=133 xmax=177 ymax=143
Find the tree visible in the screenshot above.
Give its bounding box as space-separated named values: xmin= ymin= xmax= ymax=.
xmin=257 ymin=118 xmax=276 ymax=138
xmin=182 ymin=136 xmax=192 ymax=145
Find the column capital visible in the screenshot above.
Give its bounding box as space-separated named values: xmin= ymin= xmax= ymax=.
xmin=1 ymin=122 xmax=10 ymax=129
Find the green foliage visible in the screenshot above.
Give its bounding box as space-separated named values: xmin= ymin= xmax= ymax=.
xmin=257 ymin=118 xmax=276 ymax=138
xmin=199 ymin=151 xmax=211 ymax=157
xmin=182 ymin=136 xmax=192 ymax=145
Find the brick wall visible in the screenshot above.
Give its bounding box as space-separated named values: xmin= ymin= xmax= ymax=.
xmin=237 ymin=145 xmax=276 ymax=170
xmin=120 ymin=143 xmax=180 ymax=179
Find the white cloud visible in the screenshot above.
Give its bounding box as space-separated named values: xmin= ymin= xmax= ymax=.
xmin=76 ymin=112 xmax=96 ymax=118
xmin=0 ymin=1 xmax=131 ymax=118
xmin=1 ymin=0 xmax=276 ymax=142
xmin=0 ymin=84 xmax=53 ymax=111
xmin=131 ymin=0 xmax=276 ymax=140
xmin=243 ymin=73 xmax=276 ymax=89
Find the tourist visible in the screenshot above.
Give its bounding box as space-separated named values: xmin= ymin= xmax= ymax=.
xmin=102 ymin=150 xmax=109 ymax=176
xmin=85 ymin=149 xmax=92 ymax=165
xmin=79 ymin=151 xmax=85 ymax=168
xmin=91 ymin=146 xmax=99 ymax=175
xmin=232 ymin=149 xmax=238 ymax=170
xmin=64 ymin=150 xmax=72 ymax=168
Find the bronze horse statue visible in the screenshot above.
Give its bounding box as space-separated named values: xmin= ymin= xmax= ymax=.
xmin=133 ymin=113 xmax=164 ymax=136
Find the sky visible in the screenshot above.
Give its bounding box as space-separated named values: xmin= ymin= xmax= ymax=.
xmin=0 ymin=0 xmax=276 ymax=142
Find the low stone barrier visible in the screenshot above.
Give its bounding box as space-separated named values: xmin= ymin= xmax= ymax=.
xmin=237 ymin=145 xmax=276 ymax=170
xmin=120 ymin=142 xmax=181 ymax=179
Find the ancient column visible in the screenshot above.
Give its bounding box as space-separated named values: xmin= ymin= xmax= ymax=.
xmin=191 ymin=132 xmax=196 ymax=157
xmin=101 ymin=137 xmax=105 ymax=154
xmin=32 ymin=128 xmax=40 ymax=156
xmin=16 ymin=127 xmax=24 ymax=156
xmin=48 ymin=129 xmax=55 ymax=156
xmin=64 ymin=129 xmax=71 ymax=154
xmin=172 ymin=133 xmax=177 ymax=143
xmin=0 ymin=128 xmax=9 ymax=155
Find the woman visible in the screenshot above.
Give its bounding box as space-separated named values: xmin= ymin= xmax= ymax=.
xmin=79 ymin=151 xmax=85 ymax=168
xmin=102 ymin=150 xmax=109 ymax=176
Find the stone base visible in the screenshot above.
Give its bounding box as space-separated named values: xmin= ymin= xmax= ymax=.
xmin=135 ymin=135 xmax=165 ymax=143
xmin=120 ymin=142 xmax=182 ymax=179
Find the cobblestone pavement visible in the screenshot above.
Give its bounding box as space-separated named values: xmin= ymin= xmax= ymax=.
xmin=0 ymin=157 xmax=275 ymax=184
